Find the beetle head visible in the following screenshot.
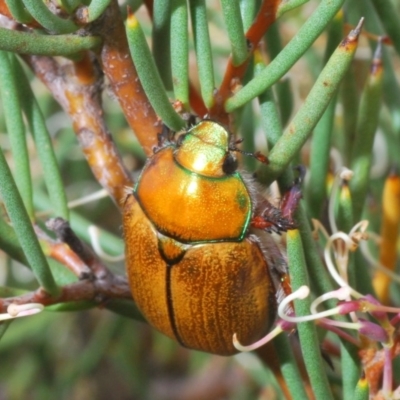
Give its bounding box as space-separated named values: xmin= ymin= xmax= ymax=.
xmin=174 ymin=120 xmax=236 ymax=177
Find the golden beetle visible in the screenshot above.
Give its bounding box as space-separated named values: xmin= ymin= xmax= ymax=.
xmin=123 ymin=120 xmax=300 ymax=356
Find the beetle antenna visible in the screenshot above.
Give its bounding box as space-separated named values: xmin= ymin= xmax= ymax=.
xmin=229 ymin=139 xmax=269 ymax=165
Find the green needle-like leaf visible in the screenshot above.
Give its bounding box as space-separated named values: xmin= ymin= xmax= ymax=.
xmin=239 ymin=0 xmax=257 ymax=31
xmin=340 ymin=66 xmax=359 ymax=165
xmin=306 ymin=12 xmax=343 ymax=219
xmin=126 ymin=11 xmax=185 ymax=131
xmin=0 ymin=51 xmax=33 ymax=219
xmin=220 ymin=0 xmax=247 ymax=66
xmin=152 ymin=0 xmax=172 ymax=90
xmin=0 ymin=148 xmax=59 ymax=296
xmin=274 ymin=334 xmax=309 ymax=399
xmin=21 ymin=0 xmax=78 ymax=34
xmin=225 ymin=0 xmax=346 ymax=111
xmin=287 ymin=229 xmax=334 ymax=400
xmin=277 ymin=0 xmax=311 ymax=17
xmin=265 ymin=21 xmax=293 ymax=128
xmin=0 ymin=216 xmax=29 ymax=266
xmin=350 ymin=43 xmax=383 ymax=221
xmin=353 ymin=377 xmax=369 ymax=400
xmin=264 ymin=21 xmax=362 ymax=184
xmin=0 ymin=321 xmax=12 ymax=341
xmin=347 ymin=0 xmax=400 ymax=137
xmin=189 ymin=0 xmax=215 ymax=108
xmin=0 ymin=27 xmax=101 ymax=56
xmin=60 ymin=0 xmax=82 ymax=13
xmin=341 ymin=339 xmax=361 ymax=400
xmin=4 ymin=0 xmax=33 ymax=24
xmin=86 ymin=0 xmax=112 ymax=22
xmin=170 ymin=0 xmax=189 ymax=108
xmin=13 ymin=57 xmax=69 ymax=221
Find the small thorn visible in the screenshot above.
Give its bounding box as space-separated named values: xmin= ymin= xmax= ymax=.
xmin=349 ymin=17 xmax=364 ymax=40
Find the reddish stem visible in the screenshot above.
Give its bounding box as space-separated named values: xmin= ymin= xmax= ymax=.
xmin=97 ymin=0 xmax=162 ymax=156
xmin=143 ymin=0 xmax=153 ymax=18
xmin=0 ymin=277 xmax=132 ymax=313
xmin=189 ymin=82 xmax=208 ymax=118
xmin=209 ymin=0 xmax=280 ymax=122
xmin=46 ymin=242 xmax=93 ymax=279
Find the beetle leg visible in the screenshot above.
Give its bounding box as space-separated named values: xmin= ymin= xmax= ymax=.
xmin=153 ymin=124 xmax=175 ymax=153
xmin=273 ymin=269 xmax=292 ymax=300
xmin=251 ymin=204 xmax=291 ymax=233
xmin=280 ymin=166 xmax=304 ymax=221
xmin=251 ymin=167 xmax=303 ymax=233
xmin=251 ymin=189 xmax=300 ymax=233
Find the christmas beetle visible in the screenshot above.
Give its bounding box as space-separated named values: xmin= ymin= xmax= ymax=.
xmin=123 ymin=120 xmax=300 ymax=356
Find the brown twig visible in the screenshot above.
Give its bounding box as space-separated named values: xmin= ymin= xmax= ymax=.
xmin=39 ymin=235 xmax=93 ymax=280
xmin=189 ymin=82 xmax=208 ymax=118
xmin=96 ymin=0 xmax=162 ymax=156
xmin=0 ymin=276 xmax=132 ymax=313
xmin=3 ymin=218 xmax=133 ymax=313
xmin=23 ymin=52 xmax=133 ymax=205
xmin=46 ymin=217 xmax=112 ymax=280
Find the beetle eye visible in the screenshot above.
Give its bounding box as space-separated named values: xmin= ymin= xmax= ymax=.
xmin=176 ymin=134 xmax=186 ymax=147
xmin=222 ymin=153 xmax=238 ymax=175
